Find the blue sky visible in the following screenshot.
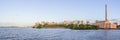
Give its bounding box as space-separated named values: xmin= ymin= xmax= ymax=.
xmin=0 ymin=0 xmax=120 ymax=27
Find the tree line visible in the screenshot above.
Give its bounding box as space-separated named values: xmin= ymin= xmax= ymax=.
xmin=34 ymin=23 xmax=99 ymax=29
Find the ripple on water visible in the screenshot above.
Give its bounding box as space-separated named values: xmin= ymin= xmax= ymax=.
xmin=0 ymin=28 xmax=120 ymax=40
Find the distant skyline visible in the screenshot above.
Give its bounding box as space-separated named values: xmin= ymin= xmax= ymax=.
xmin=0 ymin=0 xmax=120 ymax=27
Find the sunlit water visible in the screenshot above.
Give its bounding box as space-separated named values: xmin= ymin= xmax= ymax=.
xmin=0 ymin=28 xmax=120 ymax=40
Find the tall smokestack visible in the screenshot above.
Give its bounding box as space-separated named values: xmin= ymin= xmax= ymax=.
xmin=105 ymin=0 xmax=108 ymax=21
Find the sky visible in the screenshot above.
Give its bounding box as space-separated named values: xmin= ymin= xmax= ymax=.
xmin=0 ymin=0 xmax=120 ymax=27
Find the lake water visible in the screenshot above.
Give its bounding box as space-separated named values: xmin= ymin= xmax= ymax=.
xmin=0 ymin=28 xmax=120 ymax=40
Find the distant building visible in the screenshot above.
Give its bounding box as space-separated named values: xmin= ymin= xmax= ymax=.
xmin=48 ymin=22 xmax=56 ymax=25
xmin=40 ymin=21 xmax=46 ymax=25
xmin=94 ymin=0 xmax=116 ymax=29
xmin=63 ymin=20 xmax=71 ymax=25
xmin=73 ymin=20 xmax=79 ymax=24
xmin=114 ymin=22 xmax=118 ymax=26
xmin=87 ymin=21 xmax=91 ymax=25
xmin=80 ymin=20 xmax=85 ymax=25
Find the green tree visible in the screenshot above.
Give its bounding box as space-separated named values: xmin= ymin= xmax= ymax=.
xmin=117 ymin=25 xmax=120 ymax=29
xmin=79 ymin=24 xmax=85 ymax=29
xmin=37 ymin=24 xmax=42 ymax=28
xmin=72 ymin=24 xmax=78 ymax=29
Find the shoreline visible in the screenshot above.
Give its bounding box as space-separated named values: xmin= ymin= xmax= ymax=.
xmin=34 ymin=28 xmax=120 ymax=30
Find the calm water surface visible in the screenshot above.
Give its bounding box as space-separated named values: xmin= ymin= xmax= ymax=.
xmin=0 ymin=28 xmax=120 ymax=40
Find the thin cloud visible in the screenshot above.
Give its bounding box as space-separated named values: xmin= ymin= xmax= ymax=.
xmin=111 ymin=18 xmax=120 ymax=21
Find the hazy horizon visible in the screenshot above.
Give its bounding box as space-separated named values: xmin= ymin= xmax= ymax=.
xmin=0 ymin=0 xmax=120 ymax=27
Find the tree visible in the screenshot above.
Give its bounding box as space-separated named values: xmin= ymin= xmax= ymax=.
xmin=79 ymin=24 xmax=85 ymax=29
xmin=117 ymin=25 xmax=120 ymax=29
xmin=72 ymin=24 xmax=78 ymax=29
xmin=37 ymin=24 xmax=42 ymax=28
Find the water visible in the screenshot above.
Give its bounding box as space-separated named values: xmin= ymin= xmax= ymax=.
xmin=0 ymin=28 xmax=120 ymax=40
